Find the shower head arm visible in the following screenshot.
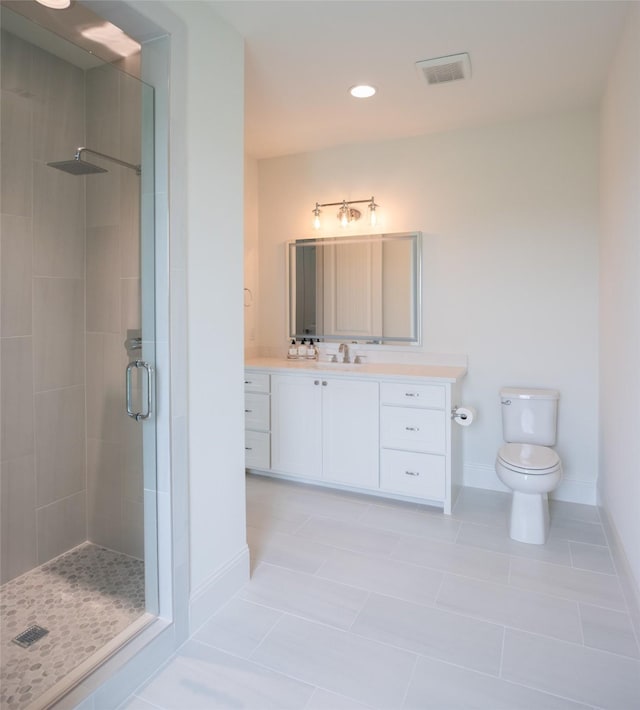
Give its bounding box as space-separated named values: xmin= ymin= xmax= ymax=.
xmin=75 ymin=147 xmax=141 ymax=175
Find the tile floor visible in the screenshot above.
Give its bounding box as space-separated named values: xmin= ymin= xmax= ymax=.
xmin=121 ymin=476 xmax=640 ymax=710
xmin=1 ymin=543 xmax=145 ymax=710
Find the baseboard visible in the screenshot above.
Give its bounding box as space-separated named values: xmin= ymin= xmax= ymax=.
xmin=598 ymin=502 xmax=640 ymax=641
xmin=463 ymin=463 xmax=596 ymax=505
xmin=463 ymin=463 xmax=509 ymax=493
xmin=188 ymin=545 xmax=250 ymax=634
xmin=551 ymin=477 xmax=596 ymax=505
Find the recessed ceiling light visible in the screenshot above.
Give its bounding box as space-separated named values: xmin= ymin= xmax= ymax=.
xmin=80 ymin=22 xmax=141 ymax=57
xmin=349 ymin=84 xmax=376 ymax=99
xmin=35 ymin=0 xmax=71 ymax=8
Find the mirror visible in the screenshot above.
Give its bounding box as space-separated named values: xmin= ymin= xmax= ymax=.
xmin=288 ymin=232 xmax=421 ymax=343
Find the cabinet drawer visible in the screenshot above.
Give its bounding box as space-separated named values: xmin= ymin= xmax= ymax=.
xmin=380 ymin=406 xmax=445 ymax=453
xmin=244 ymin=372 xmax=270 ymax=394
xmin=380 ymin=382 xmax=445 ymax=409
xmin=380 ymin=449 xmax=445 ymax=501
xmin=245 ymin=392 xmax=270 ymax=431
xmin=245 ymin=431 xmax=270 ymax=469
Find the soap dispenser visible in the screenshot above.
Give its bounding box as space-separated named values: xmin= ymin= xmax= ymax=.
xmin=287 ymin=339 xmax=298 ymax=359
xmin=306 ymin=338 xmax=317 ymax=359
xmin=297 ymin=338 xmax=308 ymax=358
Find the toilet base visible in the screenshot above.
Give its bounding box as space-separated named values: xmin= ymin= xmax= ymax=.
xmin=509 ymin=491 xmax=550 ymax=545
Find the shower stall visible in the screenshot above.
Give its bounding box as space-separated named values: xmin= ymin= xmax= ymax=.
xmin=0 ymin=8 xmax=157 ymax=709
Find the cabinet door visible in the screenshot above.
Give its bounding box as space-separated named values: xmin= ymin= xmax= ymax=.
xmin=322 ymin=378 xmax=379 ymax=488
xmin=271 ymin=374 xmax=322 ymax=478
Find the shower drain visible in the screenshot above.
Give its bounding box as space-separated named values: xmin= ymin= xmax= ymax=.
xmin=12 ymin=624 xmax=49 ymax=648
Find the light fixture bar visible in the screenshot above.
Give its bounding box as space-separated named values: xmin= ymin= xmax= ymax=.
xmin=314 ymin=198 xmax=373 ymax=209
xmin=312 ymin=196 xmax=378 ymax=230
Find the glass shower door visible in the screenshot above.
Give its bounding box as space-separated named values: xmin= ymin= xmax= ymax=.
xmin=83 ymin=63 xmax=158 ymax=617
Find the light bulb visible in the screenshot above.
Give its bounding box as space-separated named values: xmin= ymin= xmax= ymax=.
xmin=369 ymin=202 xmax=377 ymax=227
xmin=313 ymin=204 xmax=321 ymax=230
xmin=340 ymin=203 xmax=350 ymax=228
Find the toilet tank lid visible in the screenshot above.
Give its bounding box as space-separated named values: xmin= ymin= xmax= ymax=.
xmin=500 ymin=387 xmax=560 ymax=400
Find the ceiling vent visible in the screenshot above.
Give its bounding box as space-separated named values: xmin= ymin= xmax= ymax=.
xmin=416 ymin=53 xmax=471 ymax=85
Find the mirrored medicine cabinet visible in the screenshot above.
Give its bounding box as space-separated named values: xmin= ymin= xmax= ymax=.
xmin=287 ymin=232 xmax=422 ymax=344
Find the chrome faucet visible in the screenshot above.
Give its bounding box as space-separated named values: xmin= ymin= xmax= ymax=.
xmin=338 ymin=343 xmax=350 ymax=363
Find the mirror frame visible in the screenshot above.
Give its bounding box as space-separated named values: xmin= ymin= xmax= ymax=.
xmin=287 ymin=232 xmax=422 ymax=344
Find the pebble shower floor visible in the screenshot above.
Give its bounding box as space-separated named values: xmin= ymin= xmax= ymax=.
xmin=0 ymin=543 xmax=145 ymax=710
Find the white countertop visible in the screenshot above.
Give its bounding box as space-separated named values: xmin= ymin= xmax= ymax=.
xmin=245 ymin=357 xmax=467 ymax=383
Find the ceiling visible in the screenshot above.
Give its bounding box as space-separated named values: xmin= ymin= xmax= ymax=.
xmin=1 ymin=0 xmax=631 ymax=160
xmin=208 ymin=0 xmax=633 ymax=160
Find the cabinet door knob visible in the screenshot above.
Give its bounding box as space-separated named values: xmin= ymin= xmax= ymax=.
xmin=322 ymin=381 xmax=328 ymax=386
xmin=405 ymin=470 xmax=420 ymax=476
xmin=314 ymin=380 xmax=320 ymax=385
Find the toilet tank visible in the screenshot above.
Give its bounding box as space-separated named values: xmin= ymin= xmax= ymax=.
xmin=500 ymin=387 xmax=559 ymax=446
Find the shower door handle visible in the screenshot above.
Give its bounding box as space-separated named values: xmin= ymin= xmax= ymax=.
xmin=126 ymin=360 xmax=153 ymax=421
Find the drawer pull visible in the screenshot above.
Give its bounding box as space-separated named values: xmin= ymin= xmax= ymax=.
xmin=405 ymin=392 xmax=419 ymax=398
xmin=405 ymin=426 xmax=420 ymax=432
xmin=244 ymin=380 xmax=251 ymax=384
xmin=405 ymin=470 xmax=420 ymax=476
xmin=245 ymin=446 xmax=253 ymax=451
xmin=245 ymin=409 xmax=252 ymax=413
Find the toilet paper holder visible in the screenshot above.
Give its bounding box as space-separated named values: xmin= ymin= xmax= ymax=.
xmin=451 ymin=405 xmax=476 ymax=426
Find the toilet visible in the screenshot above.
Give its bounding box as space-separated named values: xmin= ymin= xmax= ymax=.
xmin=495 ymin=387 xmax=562 ymax=545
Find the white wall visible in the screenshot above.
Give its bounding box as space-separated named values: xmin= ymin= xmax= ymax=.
xmin=599 ymin=4 xmax=640 ymax=599
xmin=254 ymin=110 xmax=600 ymax=503
xmin=176 ymin=3 xmax=247 ymax=603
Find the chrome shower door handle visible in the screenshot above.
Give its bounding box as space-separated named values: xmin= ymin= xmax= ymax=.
xmin=126 ymin=360 xmax=153 ymax=421
xmin=139 ymin=360 xmax=153 ymax=420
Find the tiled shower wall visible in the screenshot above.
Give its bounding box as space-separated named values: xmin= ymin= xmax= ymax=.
xmin=1 ymin=32 xmax=87 ymax=584
xmin=0 ymin=32 xmax=143 ymax=585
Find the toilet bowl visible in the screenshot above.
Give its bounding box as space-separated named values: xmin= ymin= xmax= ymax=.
xmin=495 ymin=443 xmax=562 ymax=544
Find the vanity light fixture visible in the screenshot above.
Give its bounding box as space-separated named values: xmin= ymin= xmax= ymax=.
xmin=312 ymin=196 xmax=378 ymax=230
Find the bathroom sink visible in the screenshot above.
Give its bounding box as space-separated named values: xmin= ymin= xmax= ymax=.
xmin=311 ymin=361 xmax=362 ymax=369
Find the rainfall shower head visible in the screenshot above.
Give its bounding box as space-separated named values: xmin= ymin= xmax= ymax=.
xmin=47 ymin=147 xmax=141 ymax=176
xmin=47 ymin=158 xmax=108 ymax=175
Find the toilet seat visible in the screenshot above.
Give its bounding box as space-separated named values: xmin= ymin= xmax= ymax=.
xmin=498 ymin=443 xmax=561 ymax=475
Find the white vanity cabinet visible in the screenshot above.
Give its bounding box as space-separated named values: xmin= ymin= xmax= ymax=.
xmin=245 ymin=359 xmax=464 ymax=514
xmin=244 ymin=371 xmax=271 ymax=469
xmin=270 ymin=373 xmax=379 ymax=488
